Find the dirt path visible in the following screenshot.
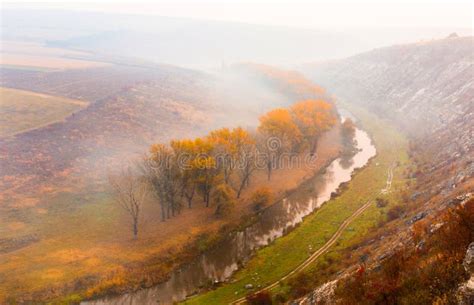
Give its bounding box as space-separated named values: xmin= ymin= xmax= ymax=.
xmin=381 ymin=163 xmax=395 ymax=194
xmin=231 ymin=165 xmax=396 ymax=304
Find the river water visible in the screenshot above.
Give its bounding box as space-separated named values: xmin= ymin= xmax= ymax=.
xmin=83 ymin=126 xmax=376 ymax=305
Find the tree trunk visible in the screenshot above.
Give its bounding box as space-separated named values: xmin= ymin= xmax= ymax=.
xmin=224 ymin=167 xmax=229 ymax=184
xmin=237 ymin=175 xmax=249 ymax=198
xmin=267 ymin=160 xmax=272 ymax=181
xmin=160 ymin=202 xmax=166 ymax=221
xmin=310 ymin=138 xmax=318 ymax=156
xmin=133 ymin=220 xmax=138 ymax=239
xmin=205 ymin=191 xmax=210 ymax=207
xmin=237 ymin=179 xmax=245 ymax=199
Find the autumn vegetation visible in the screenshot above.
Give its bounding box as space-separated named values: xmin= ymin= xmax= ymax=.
xmin=236 ymin=63 xmax=327 ymax=100
xmin=335 ymin=198 xmax=473 ymax=304
xmin=110 ymin=99 xmax=337 ymax=238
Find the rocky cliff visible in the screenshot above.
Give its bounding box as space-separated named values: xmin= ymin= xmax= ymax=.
xmin=296 ymin=36 xmax=474 ymax=304
xmin=303 ymin=36 xmax=473 ymax=199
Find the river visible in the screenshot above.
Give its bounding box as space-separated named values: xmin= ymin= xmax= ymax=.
xmin=82 ymin=125 xmax=376 ymax=305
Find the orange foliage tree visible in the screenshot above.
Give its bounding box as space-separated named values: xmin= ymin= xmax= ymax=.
xmin=258 ymin=108 xmax=302 ymax=180
xmin=131 ymin=91 xmax=340 ymax=223
xmin=191 ymin=138 xmax=221 ymax=207
xmin=208 ymin=127 xmax=255 ymax=185
xmin=290 ymin=99 xmax=337 ymax=154
xmin=170 ymin=139 xmax=199 ymax=208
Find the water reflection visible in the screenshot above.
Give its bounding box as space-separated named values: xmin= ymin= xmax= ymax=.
xmin=83 ymin=128 xmax=376 ymax=305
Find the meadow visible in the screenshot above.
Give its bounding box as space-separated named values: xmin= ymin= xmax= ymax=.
xmin=183 ymin=105 xmax=412 ymax=304
xmin=0 ymin=87 xmax=88 ymax=137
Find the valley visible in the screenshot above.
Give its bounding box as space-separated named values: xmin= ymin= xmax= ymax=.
xmin=182 ymin=105 xmax=410 ymax=305
xmin=0 ymin=53 xmax=343 ymax=303
xmin=0 ymin=6 xmax=472 ymax=304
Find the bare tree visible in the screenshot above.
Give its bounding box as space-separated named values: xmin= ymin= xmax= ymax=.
xmin=141 ymin=145 xmax=181 ymax=220
xmin=109 ymin=167 xmax=147 ymax=239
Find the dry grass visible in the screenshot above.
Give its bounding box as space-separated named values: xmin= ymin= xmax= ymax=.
xmin=0 ymin=125 xmax=342 ymax=303
xmin=1 ymin=41 xmax=109 ymax=70
xmin=0 ymin=54 xmax=110 ymax=70
xmin=0 ymin=87 xmax=89 ymax=137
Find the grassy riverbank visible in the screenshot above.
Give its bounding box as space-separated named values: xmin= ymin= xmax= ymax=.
xmin=0 ymin=121 xmax=341 ymax=304
xmin=183 ymin=107 xmax=411 ymax=304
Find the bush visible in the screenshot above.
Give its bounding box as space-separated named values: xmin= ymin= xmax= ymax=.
xmin=246 ymin=291 xmax=273 ymax=305
xmin=273 ymin=292 xmax=287 ymax=304
xmin=341 ymin=118 xmax=356 ymax=140
xmin=214 ymin=184 xmax=236 ymax=217
xmin=334 ymin=198 xmax=474 ymax=305
xmin=287 ymin=272 xmax=313 ymax=298
xmin=251 ymin=187 xmax=273 ymax=212
xmin=376 ymin=197 xmax=389 ymax=208
xmin=386 ymin=205 xmax=407 ymax=221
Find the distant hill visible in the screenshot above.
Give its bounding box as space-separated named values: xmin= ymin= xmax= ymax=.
xmin=302 ymin=36 xmax=473 ymax=135
xmin=0 ymin=63 xmax=290 ymax=208
xmin=3 ymin=9 xmax=472 ymax=68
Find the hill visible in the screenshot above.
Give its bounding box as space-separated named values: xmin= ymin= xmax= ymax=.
xmin=0 ymin=61 xmax=326 ymax=303
xmin=0 ymin=65 xmax=214 ymax=208
xmin=3 ymin=9 xmax=471 ymax=68
xmin=293 ymin=36 xmax=474 ymax=303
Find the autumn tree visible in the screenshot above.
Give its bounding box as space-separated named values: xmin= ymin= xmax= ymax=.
xmin=341 ymin=118 xmax=356 ymax=146
xmin=258 ymin=108 xmax=301 ymax=180
xmin=208 ymin=127 xmax=253 ymax=185
xmin=290 ymin=99 xmax=337 ymax=155
xmin=143 ymin=144 xmax=181 ymax=220
xmin=341 ymin=118 xmax=356 ymax=138
xmin=170 ymin=139 xmax=198 ymax=208
xmin=235 ymin=131 xmax=258 ymax=198
xmin=213 ymin=183 xmax=236 ymax=217
xmin=208 ymin=127 xmax=261 ymax=198
xmin=109 ymin=166 xmax=148 ymax=239
xmin=258 ymin=108 xmax=302 ymax=153
xmin=250 ymin=187 xmax=272 ymax=212
xmin=192 ymin=138 xmax=221 ymax=207
xmin=239 ymin=63 xmax=326 ymax=100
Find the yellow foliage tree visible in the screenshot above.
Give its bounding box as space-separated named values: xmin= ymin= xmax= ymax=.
xmin=170 ymin=139 xmax=199 ymax=208
xmin=191 ymin=137 xmax=221 ymax=207
xmin=208 ymin=127 xmax=256 ymax=185
xmin=291 ymin=99 xmax=337 ymax=154
xmin=258 ymin=108 xmax=302 ymax=152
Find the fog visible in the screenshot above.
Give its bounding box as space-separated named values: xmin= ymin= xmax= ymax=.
xmin=2 ymin=9 xmax=471 ymax=69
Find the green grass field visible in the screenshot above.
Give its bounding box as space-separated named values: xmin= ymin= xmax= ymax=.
xmin=183 ymin=106 xmax=411 ymax=304
xmin=0 ymin=87 xmax=88 ymax=137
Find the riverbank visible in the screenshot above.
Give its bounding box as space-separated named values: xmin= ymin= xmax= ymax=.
xmin=182 ymin=106 xmax=411 ymax=304
xmin=0 ymin=123 xmax=343 ymax=303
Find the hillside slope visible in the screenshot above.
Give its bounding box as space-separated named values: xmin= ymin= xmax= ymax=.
xmin=303 ymin=36 xmax=473 ymax=203
xmin=0 ymin=65 xmax=214 ymax=208
xmin=305 ymin=36 xmax=473 ymax=133
xmin=296 ymin=36 xmax=473 ymax=304
xmin=0 ymin=63 xmax=302 ymax=303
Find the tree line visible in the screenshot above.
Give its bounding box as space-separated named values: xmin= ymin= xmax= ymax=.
xmin=110 ymin=99 xmax=338 ymax=239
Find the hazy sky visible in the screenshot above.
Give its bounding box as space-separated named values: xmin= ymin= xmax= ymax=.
xmin=4 ymin=0 xmax=473 ymax=29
